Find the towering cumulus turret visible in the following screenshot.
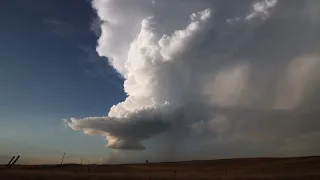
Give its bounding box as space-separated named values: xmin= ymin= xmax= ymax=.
xmin=66 ymin=0 xmax=320 ymax=158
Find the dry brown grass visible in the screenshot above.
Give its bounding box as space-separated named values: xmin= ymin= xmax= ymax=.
xmin=1 ymin=156 xmax=319 ymax=179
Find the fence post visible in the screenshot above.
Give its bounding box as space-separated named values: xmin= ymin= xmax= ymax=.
xmin=173 ymin=163 xmax=178 ymax=179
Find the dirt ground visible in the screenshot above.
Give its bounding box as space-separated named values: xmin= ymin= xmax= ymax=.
xmin=1 ymin=156 xmax=319 ymax=179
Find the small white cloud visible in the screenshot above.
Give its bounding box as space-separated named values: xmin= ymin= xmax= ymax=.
xmin=246 ymin=0 xmax=278 ymax=20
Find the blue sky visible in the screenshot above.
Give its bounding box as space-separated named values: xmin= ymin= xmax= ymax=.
xmin=0 ymin=0 xmax=126 ymax=164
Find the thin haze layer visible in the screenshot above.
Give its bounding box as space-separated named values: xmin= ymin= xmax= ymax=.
xmin=66 ymin=0 xmax=320 ymax=158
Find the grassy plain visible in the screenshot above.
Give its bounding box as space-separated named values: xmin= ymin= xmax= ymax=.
xmin=1 ymin=156 xmax=319 ymax=179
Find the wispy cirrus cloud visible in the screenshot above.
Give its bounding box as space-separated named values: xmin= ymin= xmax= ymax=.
xmin=43 ymin=19 xmax=75 ymax=37
xmin=78 ymin=45 xmax=124 ymax=90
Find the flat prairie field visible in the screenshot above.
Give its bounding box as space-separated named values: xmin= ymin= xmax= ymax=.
xmin=1 ymin=156 xmax=320 ymax=180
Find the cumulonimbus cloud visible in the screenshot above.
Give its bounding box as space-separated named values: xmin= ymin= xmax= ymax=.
xmin=65 ymin=0 xmax=320 ymax=157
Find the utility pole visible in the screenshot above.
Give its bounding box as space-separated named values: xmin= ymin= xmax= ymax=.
xmin=61 ymin=153 xmax=66 ymax=165
xmin=87 ymin=160 xmax=91 ymax=173
xmin=80 ymin=158 xmax=83 ymax=165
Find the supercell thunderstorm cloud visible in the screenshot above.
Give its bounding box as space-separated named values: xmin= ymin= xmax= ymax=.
xmin=65 ymin=0 xmax=320 ymax=158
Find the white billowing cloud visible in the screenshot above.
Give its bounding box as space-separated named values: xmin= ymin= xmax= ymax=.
xmin=66 ymin=7 xmax=213 ymax=150
xmin=246 ymin=0 xmax=278 ymax=20
xmin=91 ymin=0 xmax=153 ymax=75
xmin=66 ymin=0 xmax=320 ymax=158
